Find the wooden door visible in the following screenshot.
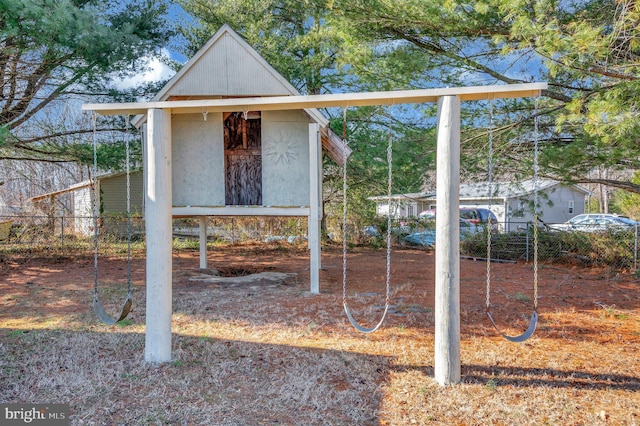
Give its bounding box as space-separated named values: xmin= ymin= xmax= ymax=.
xmin=224 ymin=112 xmax=262 ymax=205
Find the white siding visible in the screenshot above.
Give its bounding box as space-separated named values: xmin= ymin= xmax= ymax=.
xmin=165 ymin=33 xmax=293 ymax=97
xmin=74 ymin=186 xmax=94 ymax=235
xmin=172 ymin=113 xmax=225 ymax=207
xmin=261 ymin=110 xmax=311 ymax=206
xmin=541 ymin=185 xmax=586 ymax=223
xmin=503 ymin=185 xmax=587 ymax=231
xmin=505 ymin=198 xmax=531 ymax=232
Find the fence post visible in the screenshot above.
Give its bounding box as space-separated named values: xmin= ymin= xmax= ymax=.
xmin=232 ymin=218 xmax=236 ymax=245
xmin=635 ymin=224 xmax=638 ymax=272
xmin=525 ymin=222 xmax=530 ymax=262
xmin=61 ymin=214 xmax=65 ymax=250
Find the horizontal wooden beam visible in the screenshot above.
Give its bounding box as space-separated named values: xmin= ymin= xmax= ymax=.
xmin=172 ymin=206 xmax=310 ymax=217
xmin=83 ymin=83 xmax=547 ymax=115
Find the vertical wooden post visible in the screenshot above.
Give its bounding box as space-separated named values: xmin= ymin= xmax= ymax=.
xmin=309 ymin=123 xmax=321 ymax=294
xmin=199 ymin=216 xmax=207 ymax=269
xmin=145 ymin=108 xmax=173 ymax=363
xmin=434 ymin=95 xmax=461 ymax=386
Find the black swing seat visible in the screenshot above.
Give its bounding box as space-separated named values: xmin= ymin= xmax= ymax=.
xmin=93 ymin=296 xmax=132 ymax=325
xmin=486 ymin=309 xmax=538 ymax=343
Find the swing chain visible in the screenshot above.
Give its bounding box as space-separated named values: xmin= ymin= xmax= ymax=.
xmin=533 ymin=216 xmax=539 ymax=309
xmin=486 ymin=99 xmax=494 ymax=310
xmin=91 ymin=112 xmax=134 ymax=324
xmin=342 ymin=107 xmax=348 ymax=307
xmin=384 ymin=122 xmax=393 ymax=308
xmin=341 ymin=106 xmax=392 ymax=332
xmin=125 ymin=115 xmax=132 ymax=297
xmin=532 ymin=96 xmax=540 ymax=310
xmin=484 ymin=97 xmax=539 ymax=342
xmin=92 ymin=111 xmax=100 ymax=301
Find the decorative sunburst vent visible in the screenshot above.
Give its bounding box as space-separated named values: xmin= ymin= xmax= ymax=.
xmin=266 ymin=132 xmax=299 ymax=165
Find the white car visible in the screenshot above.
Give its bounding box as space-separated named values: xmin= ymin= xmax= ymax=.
xmin=550 ymin=214 xmax=639 ymax=232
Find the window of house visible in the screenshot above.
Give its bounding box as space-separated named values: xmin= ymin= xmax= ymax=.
xmin=513 ymin=200 xmax=525 ymax=218
xmin=568 ymin=200 xmax=574 ymax=214
xmin=407 ymin=205 xmax=414 ymax=217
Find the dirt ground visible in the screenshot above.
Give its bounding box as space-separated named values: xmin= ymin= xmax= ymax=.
xmin=1 ymin=243 xmax=639 ymax=425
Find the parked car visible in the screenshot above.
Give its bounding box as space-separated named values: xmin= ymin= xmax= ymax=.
xmin=418 ymin=207 xmax=498 ymax=230
xmin=417 ymin=209 xmax=436 ymax=220
xmin=549 ymin=214 xmax=639 ymax=232
xmin=404 ymin=218 xmax=480 ymax=246
xmin=364 ymin=226 xmax=380 ymax=237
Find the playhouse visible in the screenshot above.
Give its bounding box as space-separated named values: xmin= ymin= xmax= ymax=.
xmin=132 ymin=24 xmax=345 ymax=293
xmin=84 ymin=24 xmax=546 ymax=386
xmin=142 ymin=25 xmax=346 ymax=209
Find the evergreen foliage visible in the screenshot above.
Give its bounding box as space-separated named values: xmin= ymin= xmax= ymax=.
xmin=0 ymin=0 xmax=172 ymax=167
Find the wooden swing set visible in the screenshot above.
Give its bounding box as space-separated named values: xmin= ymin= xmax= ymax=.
xmin=84 ymin=82 xmax=547 ymax=386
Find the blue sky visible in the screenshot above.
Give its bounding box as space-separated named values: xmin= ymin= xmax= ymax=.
xmin=113 ymin=3 xmax=190 ymax=90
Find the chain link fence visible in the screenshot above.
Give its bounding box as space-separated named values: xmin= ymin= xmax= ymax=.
xmin=338 ymin=217 xmax=640 ymax=273
xmin=1 ymin=214 xmax=638 ymax=272
xmin=0 ymin=215 xmax=308 ymax=250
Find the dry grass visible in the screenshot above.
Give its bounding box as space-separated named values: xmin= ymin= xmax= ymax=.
xmin=0 ymin=244 xmax=639 ymax=425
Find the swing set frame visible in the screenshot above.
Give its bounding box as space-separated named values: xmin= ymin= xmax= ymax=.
xmin=83 ymin=82 xmax=547 ymax=385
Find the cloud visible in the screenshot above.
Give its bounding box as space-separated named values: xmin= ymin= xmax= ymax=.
xmin=113 ymin=49 xmax=177 ymax=90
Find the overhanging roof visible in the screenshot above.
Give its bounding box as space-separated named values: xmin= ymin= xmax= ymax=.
xmin=83 ymin=83 xmax=547 ymax=115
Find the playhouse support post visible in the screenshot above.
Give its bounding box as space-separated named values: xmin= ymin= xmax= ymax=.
xmin=199 ymin=216 xmax=207 ymax=269
xmin=309 ymin=123 xmax=321 ymax=294
xmin=434 ymin=95 xmax=461 ymax=386
xmin=145 ymin=108 xmax=173 ymax=363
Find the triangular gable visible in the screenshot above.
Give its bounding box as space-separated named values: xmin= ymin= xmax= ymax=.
xmin=154 ymin=24 xmax=298 ymax=99
xmin=147 ymin=24 xmax=349 ymax=164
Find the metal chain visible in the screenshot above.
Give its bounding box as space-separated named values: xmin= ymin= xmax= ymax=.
xmin=533 ymin=97 xmax=540 ymax=310
xmin=533 ymin=215 xmax=539 ymax=309
xmin=486 ymin=99 xmax=493 ymax=310
xmin=484 ymin=98 xmax=541 ymax=342
xmin=125 ymin=115 xmax=132 ymax=297
xmin=533 ymin=97 xmax=540 ymax=221
xmin=341 ymin=106 xmax=392 ymax=331
xmin=92 ymin=115 xmax=134 ymax=302
xmin=384 ymin=120 xmax=393 ymax=308
xmin=92 ymin=112 xmax=100 ymax=300
xmin=342 ymin=107 xmax=348 ymax=307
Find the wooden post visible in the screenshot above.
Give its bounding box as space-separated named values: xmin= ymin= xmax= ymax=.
xmin=434 ymin=95 xmax=461 ymax=385
xmin=145 ymin=108 xmax=173 ymax=363
xmin=309 ymin=123 xmax=321 ymax=294
xmin=199 ymin=216 xmax=207 ymax=269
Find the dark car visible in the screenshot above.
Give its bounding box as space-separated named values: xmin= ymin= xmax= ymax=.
xmin=404 ymin=218 xmax=480 ymax=246
xmin=418 ymin=207 xmax=498 ymax=230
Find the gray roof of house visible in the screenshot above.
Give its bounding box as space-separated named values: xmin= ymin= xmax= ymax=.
xmin=370 ymin=179 xmax=590 ymax=202
xmin=459 ymin=179 xmax=556 ymax=199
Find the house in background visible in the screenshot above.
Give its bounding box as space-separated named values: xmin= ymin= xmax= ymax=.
xmin=30 ymin=171 xmax=144 ymax=235
xmin=371 ymin=179 xmax=591 ymax=232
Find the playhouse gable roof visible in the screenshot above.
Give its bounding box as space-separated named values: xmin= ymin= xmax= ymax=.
xmin=145 ymin=24 xmax=355 ymax=163
xmin=154 ymin=24 xmax=302 ymax=100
